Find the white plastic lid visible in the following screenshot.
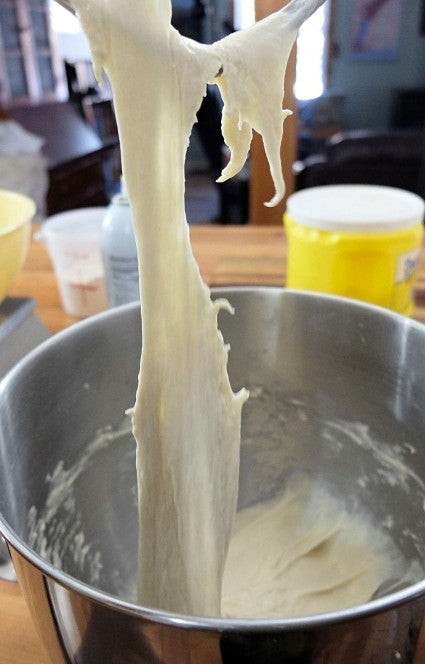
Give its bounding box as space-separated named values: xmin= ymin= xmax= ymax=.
xmin=286 ymin=185 xmax=425 ymax=233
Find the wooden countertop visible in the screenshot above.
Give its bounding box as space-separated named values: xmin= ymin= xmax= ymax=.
xmin=2 ymin=224 xmax=425 ymax=663
xmin=7 ymin=225 xmax=289 ymax=334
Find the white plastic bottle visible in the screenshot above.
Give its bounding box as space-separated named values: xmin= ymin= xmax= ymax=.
xmin=101 ymin=177 xmax=140 ymax=307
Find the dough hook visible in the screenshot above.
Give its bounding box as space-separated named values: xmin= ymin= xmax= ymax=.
xmin=54 ymin=0 xmax=327 ymax=25
xmin=53 ymin=0 xmax=327 ymax=79
xmin=54 ymin=0 xmax=76 ymax=15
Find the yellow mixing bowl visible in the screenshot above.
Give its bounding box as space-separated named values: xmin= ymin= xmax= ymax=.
xmin=0 ymin=190 xmax=35 ymax=305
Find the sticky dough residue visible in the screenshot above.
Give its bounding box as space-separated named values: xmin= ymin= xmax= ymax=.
xmin=26 ymin=388 xmax=425 ymax=620
xmin=27 ymin=419 xmax=133 ymax=592
xmin=222 ymin=474 xmax=421 ymax=619
xmin=322 ymin=419 xmax=425 ymax=494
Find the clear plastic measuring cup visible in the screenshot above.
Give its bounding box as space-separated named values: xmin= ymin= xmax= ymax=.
xmin=37 ymin=208 xmax=108 ymax=318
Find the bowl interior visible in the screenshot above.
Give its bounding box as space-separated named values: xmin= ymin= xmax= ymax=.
xmin=1 ymin=290 xmax=425 ymax=612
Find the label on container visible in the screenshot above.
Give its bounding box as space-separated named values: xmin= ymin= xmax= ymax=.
xmin=395 ymin=247 xmax=421 ymax=284
xmin=107 ymin=255 xmax=140 ymax=306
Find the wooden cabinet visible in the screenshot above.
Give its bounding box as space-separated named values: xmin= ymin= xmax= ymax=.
xmin=0 ymin=0 xmax=67 ymax=106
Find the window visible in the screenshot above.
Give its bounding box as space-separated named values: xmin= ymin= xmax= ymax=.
xmin=233 ymin=0 xmax=255 ymax=30
xmin=233 ymin=0 xmax=330 ymax=101
xmin=49 ymin=0 xmax=80 ymax=33
xmin=295 ymin=2 xmax=330 ymax=100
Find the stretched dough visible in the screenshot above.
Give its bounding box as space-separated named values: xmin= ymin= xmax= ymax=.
xmin=71 ymin=0 xmax=405 ymax=620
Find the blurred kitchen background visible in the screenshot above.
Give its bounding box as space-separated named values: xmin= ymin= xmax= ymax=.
xmin=0 ymin=0 xmax=424 ymax=224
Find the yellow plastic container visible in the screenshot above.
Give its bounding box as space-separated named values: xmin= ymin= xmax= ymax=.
xmin=0 ymin=189 xmax=35 ymax=305
xmin=284 ymin=185 xmax=424 ymax=316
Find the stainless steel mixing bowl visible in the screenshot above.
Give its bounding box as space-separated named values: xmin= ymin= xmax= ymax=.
xmin=1 ymin=287 xmax=425 ymax=663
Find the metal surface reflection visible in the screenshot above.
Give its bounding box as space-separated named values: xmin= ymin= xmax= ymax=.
xmin=1 ymin=289 xmax=425 ymax=662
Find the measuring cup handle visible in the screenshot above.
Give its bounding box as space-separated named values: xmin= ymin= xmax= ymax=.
xmin=0 ymin=535 xmax=17 ymax=583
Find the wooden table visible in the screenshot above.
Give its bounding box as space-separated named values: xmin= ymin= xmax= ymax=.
xmin=5 ymin=225 xmax=425 ymax=335
xmin=2 ymin=224 xmax=425 ymax=663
